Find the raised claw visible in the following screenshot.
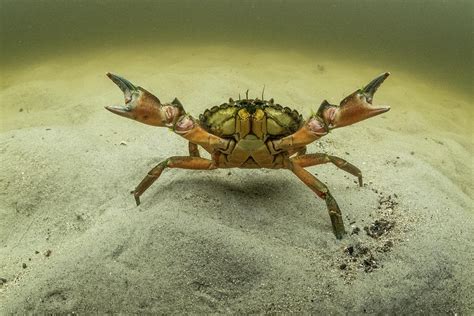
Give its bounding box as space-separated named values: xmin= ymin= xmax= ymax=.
xmin=105 ymin=73 xmax=185 ymax=127
xmin=317 ymin=72 xmax=391 ymax=129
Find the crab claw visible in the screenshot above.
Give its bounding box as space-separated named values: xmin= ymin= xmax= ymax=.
xmin=317 ymin=72 xmax=391 ymax=129
xmin=105 ymin=73 xmax=184 ymax=127
xmin=106 ymin=72 xmax=140 ymax=104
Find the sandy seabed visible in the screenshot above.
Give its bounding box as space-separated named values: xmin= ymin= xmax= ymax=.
xmin=0 ymin=45 xmax=472 ymax=314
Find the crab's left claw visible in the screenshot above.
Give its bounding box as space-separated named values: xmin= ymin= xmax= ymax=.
xmin=317 ymin=72 xmax=391 ymax=129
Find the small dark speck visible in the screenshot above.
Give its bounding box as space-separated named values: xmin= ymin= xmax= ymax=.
xmin=0 ymin=277 xmax=7 ymax=285
xmin=396 ymin=156 xmax=400 ymax=159
xmin=410 ymin=151 xmax=415 ymax=155
xmin=339 ymin=263 xmax=347 ymax=270
xmin=345 ymin=152 xmax=350 ymax=155
xmin=35 ymin=250 xmax=40 ymax=254
xmin=22 ymin=263 xmax=27 ymax=269
xmin=227 ymin=172 xmax=232 ymax=176
xmin=45 ymin=128 xmax=51 ymax=131
xmin=19 ymin=108 xmax=24 ymax=112
xmin=45 ymin=249 xmax=52 ymax=257
xmin=346 ymin=246 xmax=354 ymax=256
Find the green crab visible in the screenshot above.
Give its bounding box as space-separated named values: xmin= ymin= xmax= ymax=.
xmin=106 ymin=72 xmax=391 ymax=238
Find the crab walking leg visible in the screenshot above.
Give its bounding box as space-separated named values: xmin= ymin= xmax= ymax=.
xmin=292 ymin=153 xmax=363 ymax=186
xmin=295 ymin=146 xmax=307 ymax=157
xmin=289 ymin=162 xmax=346 ymax=239
xmin=188 ymin=142 xmax=201 ymax=157
xmin=132 ymin=156 xmax=215 ymax=206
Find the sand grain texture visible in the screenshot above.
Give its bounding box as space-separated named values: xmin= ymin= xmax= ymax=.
xmin=0 ymin=47 xmax=472 ymax=314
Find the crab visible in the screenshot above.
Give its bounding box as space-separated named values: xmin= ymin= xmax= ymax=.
xmin=105 ymin=72 xmax=391 ymax=239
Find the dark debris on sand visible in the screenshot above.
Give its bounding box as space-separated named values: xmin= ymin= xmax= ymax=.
xmin=336 ymin=190 xmax=406 ymax=279
xmin=364 ymin=219 xmax=395 ymax=239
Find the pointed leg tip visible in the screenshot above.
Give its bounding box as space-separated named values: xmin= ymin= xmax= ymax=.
xmin=131 ymin=190 xmax=141 ymax=206
xmin=334 ymin=230 xmax=346 ymax=239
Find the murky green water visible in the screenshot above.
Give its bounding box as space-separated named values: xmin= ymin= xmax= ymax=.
xmin=1 ymin=0 xmax=472 ymax=94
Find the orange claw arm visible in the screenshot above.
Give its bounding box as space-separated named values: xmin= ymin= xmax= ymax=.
xmin=274 ymin=72 xmax=391 ymax=152
xmin=272 ymin=117 xmax=328 ymax=151
xmin=174 ymin=115 xmax=230 ymax=153
xmin=105 ymin=73 xmax=230 ymax=153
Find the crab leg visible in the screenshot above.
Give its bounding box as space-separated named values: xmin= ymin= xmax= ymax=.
xmin=292 ymin=153 xmax=363 ymax=187
xmin=188 ymin=142 xmax=201 ymax=157
xmin=294 ymin=146 xmax=307 ymax=157
xmin=132 ymin=156 xmax=216 ymax=206
xmin=289 ymin=162 xmax=346 ymax=239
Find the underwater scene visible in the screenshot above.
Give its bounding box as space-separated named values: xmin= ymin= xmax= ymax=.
xmin=0 ymin=0 xmax=472 ymax=314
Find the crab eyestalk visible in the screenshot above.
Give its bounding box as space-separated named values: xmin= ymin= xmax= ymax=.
xmin=317 ymin=72 xmax=391 ymax=129
xmin=105 ymin=73 xmax=185 ymax=127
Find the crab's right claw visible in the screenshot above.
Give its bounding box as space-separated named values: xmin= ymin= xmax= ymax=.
xmin=106 ymin=73 xmax=145 ymax=120
xmin=106 ymin=73 xmax=183 ymax=127
xmin=317 ymin=72 xmax=391 ymax=129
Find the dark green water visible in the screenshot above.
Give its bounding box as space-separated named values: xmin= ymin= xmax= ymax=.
xmin=0 ymin=0 xmax=472 ymax=95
